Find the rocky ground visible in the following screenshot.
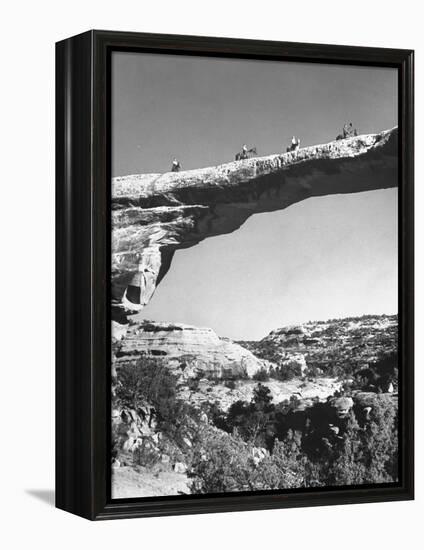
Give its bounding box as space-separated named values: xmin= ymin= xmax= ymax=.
xmin=178 ymin=377 xmax=342 ymax=412
xmin=111 ymin=313 xmax=398 ymax=498
xmin=112 ymin=463 xmax=189 ymax=499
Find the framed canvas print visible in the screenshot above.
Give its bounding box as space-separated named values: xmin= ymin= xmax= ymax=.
xmin=56 ymin=30 xmax=414 ymax=520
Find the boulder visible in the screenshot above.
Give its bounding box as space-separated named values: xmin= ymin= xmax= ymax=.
xmin=173 ymin=462 xmax=187 ymax=474
xmin=330 ymin=396 xmax=354 ymax=418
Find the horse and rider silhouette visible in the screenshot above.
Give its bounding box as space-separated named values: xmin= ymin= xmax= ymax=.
xmin=336 ymin=122 xmax=358 ymax=141
xmin=286 ymin=136 xmax=301 ymax=152
xmin=235 ymin=144 xmax=257 ymax=161
xmin=171 ymin=124 xmax=358 ymax=173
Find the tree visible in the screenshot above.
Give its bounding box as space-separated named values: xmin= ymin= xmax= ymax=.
xmin=252 ymin=368 xmax=270 ymax=382
xmin=259 ymin=431 xmax=307 ymax=489
xmin=224 ymin=384 xmax=275 ymax=448
xmin=326 ymin=412 xmax=368 ymax=485
xmin=360 ymin=396 xmax=398 ymax=483
xmin=353 ymin=351 xmax=398 ymax=392
xmin=189 ymin=426 xmax=306 ymax=494
xmin=270 ymin=360 xmax=303 ymax=381
xmin=252 ymin=383 xmax=273 ymax=408
xmin=115 ymin=357 xmax=189 ymax=437
xmin=326 ymin=396 xmax=398 ymax=485
xmin=189 ymin=427 xmax=258 ymax=493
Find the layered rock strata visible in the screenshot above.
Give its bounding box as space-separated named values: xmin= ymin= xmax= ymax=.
xmin=113 ymin=320 xmax=268 ymax=379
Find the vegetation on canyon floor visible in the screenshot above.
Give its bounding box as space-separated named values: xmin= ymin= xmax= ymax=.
xmin=112 ymin=316 xmax=399 ymax=495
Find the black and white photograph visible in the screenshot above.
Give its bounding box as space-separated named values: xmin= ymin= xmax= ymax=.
xmin=110 ymin=51 xmax=400 ymax=499
xmin=1 ymin=0 xmax=420 ymax=542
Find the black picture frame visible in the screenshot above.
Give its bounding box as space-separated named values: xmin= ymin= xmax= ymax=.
xmin=56 ymin=29 xmax=414 ymax=521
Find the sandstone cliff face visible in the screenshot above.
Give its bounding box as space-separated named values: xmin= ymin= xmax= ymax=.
xmin=113 ymin=320 xmax=267 ymax=378
xmin=112 ymin=129 xmax=398 ymax=315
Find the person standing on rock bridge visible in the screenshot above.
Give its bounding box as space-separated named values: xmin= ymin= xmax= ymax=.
xmin=286 ymin=136 xmax=301 ymax=152
xmin=235 ymin=144 xmax=257 ymax=161
xmin=336 ymin=122 xmax=358 ymax=140
xmin=171 ymin=158 xmax=181 ymax=172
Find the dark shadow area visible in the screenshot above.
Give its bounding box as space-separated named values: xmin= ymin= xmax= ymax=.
xmin=26 ymin=489 xmax=55 ymax=507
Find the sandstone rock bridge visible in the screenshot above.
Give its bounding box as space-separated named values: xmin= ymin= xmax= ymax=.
xmin=112 ymin=128 xmax=398 ymax=316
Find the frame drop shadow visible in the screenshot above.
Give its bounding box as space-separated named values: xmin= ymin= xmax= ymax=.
xmin=26 ymin=489 xmax=55 ymax=507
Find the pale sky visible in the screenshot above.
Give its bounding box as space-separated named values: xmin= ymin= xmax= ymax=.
xmin=112 ymin=52 xmax=398 ymax=340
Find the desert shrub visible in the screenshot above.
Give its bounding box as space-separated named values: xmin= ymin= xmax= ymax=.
xmin=252 ymin=383 xmax=273 ymax=407
xmin=324 ymin=412 xmax=368 ymax=485
xmin=203 ymin=401 xmax=229 ymax=432
xmin=116 ymin=357 xmax=172 ymax=409
xmin=274 ymin=394 xmax=398 ymax=487
xmin=225 ymin=379 xmax=237 ymax=390
xmin=133 ymin=437 xmax=161 ymax=468
xmin=353 ymin=351 xmax=398 ymax=392
xmin=187 ymin=378 xmax=200 ymax=391
xmin=252 ymin=368 xmax=270 ymax=382
xmin=116 ymin=357 xmax=189 ymax=437
xmin=358 ymin=395 xmax=398 ymax=483
xmin=226 ymin=400 xmax=251 ymax=433
xmin=321 ymin=397 xmax=398 ymax=485
xmin=203 ymin=388 xmax=398 ymax=489
xmin=270 ymin=361 xmax=302 ymax=381
xmin=189 ymin=428 xmax=258 ymax=493
xmin=189 ymin=427 xmax=307 ymax=494
xmin=225 ymin=384 xmax=275 ymax=448
xmin=263 ymin=431 xmax=308 ymax=489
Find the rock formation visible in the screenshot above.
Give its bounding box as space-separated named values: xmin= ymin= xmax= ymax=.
xmin=112 ymin=128 xmax=397 ymax=315
xmin=113 ymin=320 xmax=268 ymax=378
xmin=239 ymin=314 xmax=398 ymax=375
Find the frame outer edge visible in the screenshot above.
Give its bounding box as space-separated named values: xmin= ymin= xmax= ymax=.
xmin=400 ymin=49 xmax=414 ymax=499
xmin=56 ymin=30 xmax=96 ymax=520
xmin=56 ymin=30 xmax=415 ymax=521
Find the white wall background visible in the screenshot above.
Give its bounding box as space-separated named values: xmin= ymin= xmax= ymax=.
xmin=0 ymin=0 xmax=421 ymax=547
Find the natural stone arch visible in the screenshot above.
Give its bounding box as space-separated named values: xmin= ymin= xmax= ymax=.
xmin=111 ymin=128 xmax=397 ymax=318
